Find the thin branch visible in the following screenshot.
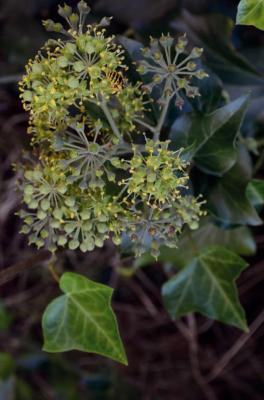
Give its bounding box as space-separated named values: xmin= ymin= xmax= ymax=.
xmin=0 ymin=250 xmax=51 ymax=286
xmin=134 ymin=118 xmax=156 ymax=133
xmin=153 ymin=95 xmax=171 ymax=142
xmin=206 ymin=308 xmax=264 ymax=382
xmin=186 ymin=314 xmax=218 ymax=400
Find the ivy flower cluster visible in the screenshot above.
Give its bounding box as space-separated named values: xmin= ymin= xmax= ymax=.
xmin=18 ymin=1 xmax=206 ymax=258
xmin=137 ymin=33 xmax=208 ymax=108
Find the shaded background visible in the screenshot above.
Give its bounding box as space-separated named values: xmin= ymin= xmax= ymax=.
xmin=0 ymin=0 xmax=264 ymax=399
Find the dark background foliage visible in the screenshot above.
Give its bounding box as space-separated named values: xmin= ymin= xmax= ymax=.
xmin=0 ymin=0 xmax=264 ymax=399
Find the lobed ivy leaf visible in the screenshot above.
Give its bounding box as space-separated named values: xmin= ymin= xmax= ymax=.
xmin=170 ymin=94 xmax=249 ymax=176
xmin=42 ymin=272 xmax=127 ymax=365
xmin=236 ymin=0 xmax=264 ymax=31
xmin=162 ymin=246 xmax=248 ymax=331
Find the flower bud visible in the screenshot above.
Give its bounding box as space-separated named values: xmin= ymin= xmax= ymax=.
xmin=177 ymin=78 xmax=187 ymax=89
xmin=176 ymin=33 xmax=188 ymax=52
xmin=69 ymin=13 xmax=79 ymax=27
xmin=195 ymin=69 xmax=209 ymax=79
xmin=150 ymin=37 xmax=159 ymax=49
xmin=186 ymin=61 xmax=196 ymax=71
xmin=190 ymin=47 xmax=203 ymax=59
xmin=77 ymin=0 xmax=91 ymax=15
xmin=58 ymin=4 xmax=72 ymax=18
xmin=175 ymin=96 xmax=184 ymax=110
xmin=186 ymin=87 xmax=200 ymax=98
xmin=99 ymin=17 xmax=112 ymax=27
xmin=159 ymin=34 xmax=173 ymax=47
xmin=137 ymin=65 xmax=145 ymax=74
xmin=153 ymin=74 xmax=162 ymax=84
xmin=153 ymin=51 xmax=161 ymax=61
xmin=58 ymin=236 xmax=67 ymax=246
xmin=43 ymin=19 xmax=63 ymax=33
xmin=69 ymin=239 xmax=80 ymax=250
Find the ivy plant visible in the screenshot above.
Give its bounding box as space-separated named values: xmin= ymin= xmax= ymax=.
xmin=15 ymin=1 xmax=264 ymax=365
xmin=236 ymin=0 xmax=264 ymax=30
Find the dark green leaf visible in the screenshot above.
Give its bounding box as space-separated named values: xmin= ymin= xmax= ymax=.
xmin=189 ymin=70 xmax=224 ymax=113
xmin=208 ymin=156 xmax=262 ymax=227
xmin=170 ymin=95 xmax=249 ymax=176
xmin=42 ymin=272 xmax=127 ymax=365
xmin=162 ymin=246 xmax=248 ymax=331
xmin=236 ymin=0 xmax=264 ymax=31
xmin=171 ymin=11 xmax=264 ymax=85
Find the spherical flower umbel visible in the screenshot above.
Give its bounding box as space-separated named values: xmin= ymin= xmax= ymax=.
xmin=119 ymin=139 xmax=189 ymax=207
xmin=137 ymin=33 xmax=208 ymax=108
xmin=18 ymin=0 xmax=145 ymax=143
xmin=18 ymin=163 xmax=127 ymax=253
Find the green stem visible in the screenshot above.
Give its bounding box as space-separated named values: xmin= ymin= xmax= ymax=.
xmin=134 ymin=118 xmax=156 ymax=133
xmin=153 ymin=94 xmax=171 ymax=142
xmin=100 ymin=98 xmax=122 ymax=141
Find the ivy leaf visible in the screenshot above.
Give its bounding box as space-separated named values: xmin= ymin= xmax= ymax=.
xmin=208 ymin=157 xmax=262 ymax=227
xmin=42 ymin=272 xmax=127 ymax=365
xmin=162 ymin=246 xmax=248 ymax=331
xmin=246 ymin=179 xmax=264 ymax=207
xmin=170 ymin=95 xmax=249 ymax=176
xmin=189 ymin=71 xmax=224 ymax=113
xmin=236 ymin=0 xmax=264 ymax=31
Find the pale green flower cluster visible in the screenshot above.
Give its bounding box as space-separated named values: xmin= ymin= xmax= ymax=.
xmin=18 ymin=1 xmax=206 ymax=257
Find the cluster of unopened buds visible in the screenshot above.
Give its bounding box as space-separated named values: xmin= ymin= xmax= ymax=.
xmin=18 ymin=0 xmax=207 ymax=258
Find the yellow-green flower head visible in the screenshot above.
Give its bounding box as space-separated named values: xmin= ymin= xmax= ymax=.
xmin=19 ymin=162 xmax=127 ymax=252
xmin=120 ymin=139 xmax=189 ymax=207
xmin=122 ymin=194 xmax=205 ymax=258
xmin=18 ymin=1 xmax=127 ymax=135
